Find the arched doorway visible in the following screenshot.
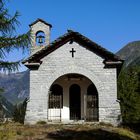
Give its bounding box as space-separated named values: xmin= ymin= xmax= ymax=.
xmin=69 ymin=84 xmax=81 ymax=120
xmin=48 ymin=84 xmax=63 ymax=121
xmin=86 ymin=84 xmax=98 ymax=121
xmin=48 ymin=73 xmax=99 ymax=122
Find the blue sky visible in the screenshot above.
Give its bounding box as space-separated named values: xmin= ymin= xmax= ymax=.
xmin=6 ymin=0 xmax=140 ymax=71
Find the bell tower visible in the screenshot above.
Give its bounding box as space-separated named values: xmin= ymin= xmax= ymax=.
xmin=29 ymin=19 xmax=52 ymax=55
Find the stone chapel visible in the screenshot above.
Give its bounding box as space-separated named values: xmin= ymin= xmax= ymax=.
xmin=22 ymin=19 xmax=123 ymax=125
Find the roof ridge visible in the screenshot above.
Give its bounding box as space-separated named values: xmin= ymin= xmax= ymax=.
xmin=72 ymin=31 xmax=122 ymax=60
xmin=29 ymin=18 xmax=52 ymax=28
xmin=22 ymin=30 xmax=123 ymax=64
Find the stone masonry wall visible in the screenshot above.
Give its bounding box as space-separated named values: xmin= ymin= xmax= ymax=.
xmin=25 ymin=41 xmax=121 ymax=125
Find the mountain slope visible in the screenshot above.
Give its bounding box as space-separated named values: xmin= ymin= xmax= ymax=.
xmin=0 ymin=95 xmax=14 ymax=117
xmin=0 ymin=71 xmax=29 ymax=105
xmin=116 ymin=41 xmax=140 ymax=67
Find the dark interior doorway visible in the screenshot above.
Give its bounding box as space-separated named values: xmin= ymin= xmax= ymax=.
xmin=69 ymin=84 xmax=81 ymax=120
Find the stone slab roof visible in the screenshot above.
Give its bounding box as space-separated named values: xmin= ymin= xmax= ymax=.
xmin=22 ymin=30 xmax=123 ymax=64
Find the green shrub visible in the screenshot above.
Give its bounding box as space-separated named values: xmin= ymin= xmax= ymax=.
xmin=36 ymin=120 xmax=47 ymax=125
xmin=13 ymin=98 xmax=28 ymax=124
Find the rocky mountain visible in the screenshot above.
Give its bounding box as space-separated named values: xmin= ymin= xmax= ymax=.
xmin=0 ymin=71 xmax=29 ymax=105
xmin=116 ymin=41 xmax=140 ymax=67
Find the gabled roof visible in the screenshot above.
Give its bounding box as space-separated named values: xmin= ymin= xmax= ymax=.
xmin=29 ymin=18 xmax=52 ymax=28
xmin=22 ymin=30 xmax=123 ymax=64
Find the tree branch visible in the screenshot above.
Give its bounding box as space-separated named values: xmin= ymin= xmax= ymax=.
xmin=0 ymin=60 xmax=20 ymax=72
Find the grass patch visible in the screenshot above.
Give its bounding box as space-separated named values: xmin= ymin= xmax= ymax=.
xmin=0 ymin=123 xmax=139 ymax=140
xmin=116 ymin=128 xmax=137 ymax=140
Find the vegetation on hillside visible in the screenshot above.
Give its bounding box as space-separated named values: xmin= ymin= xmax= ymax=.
xmin=118 ymin=66 xmax=140 ymax=124
xmin=117 ymin=41 xmax=140 ymax=131
xmin=118 ymin=66 xmax=140 ymax=135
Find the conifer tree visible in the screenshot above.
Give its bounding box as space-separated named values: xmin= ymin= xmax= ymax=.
xmin=118 ymin=66 xmax=140 ymax=123
xmin=0 ymin=0 xmax=29 ymax=72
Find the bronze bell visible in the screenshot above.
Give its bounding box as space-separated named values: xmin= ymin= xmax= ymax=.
xmin=37 ymin=35 xmax=45 ymax=44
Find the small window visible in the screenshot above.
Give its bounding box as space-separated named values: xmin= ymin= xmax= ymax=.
xmin=49 ymin=84 xmax=63 ymax=109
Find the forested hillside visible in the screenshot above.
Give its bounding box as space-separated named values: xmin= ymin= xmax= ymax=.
xmin=117 ymin=41 xmax=140 ymax=131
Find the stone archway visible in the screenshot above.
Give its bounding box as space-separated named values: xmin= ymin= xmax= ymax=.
xmin=48 ymin=73 xmax=99 ymax=122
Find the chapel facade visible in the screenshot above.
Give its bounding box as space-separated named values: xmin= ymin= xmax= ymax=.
xmin=23 ymin=19 xmax=123 ymax=125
